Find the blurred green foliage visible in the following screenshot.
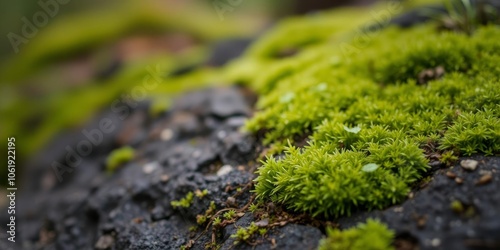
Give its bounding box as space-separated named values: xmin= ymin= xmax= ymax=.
xmin=318 ymin=219 xmax=395 ymax=250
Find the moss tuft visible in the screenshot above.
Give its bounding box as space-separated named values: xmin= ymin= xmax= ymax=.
xmin=171 ymin=192 xmax=194 ymax=209
xmin=439 ymin=109 xmax=500 ymax=155
xmin=318 ymin=219 xmax=394 ymax=250
xmin=105 ymin=146 xmax=135 ymax=173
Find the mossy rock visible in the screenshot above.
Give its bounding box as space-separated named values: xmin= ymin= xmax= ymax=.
xmin=241 ymin=10 xmax=500 ymax=218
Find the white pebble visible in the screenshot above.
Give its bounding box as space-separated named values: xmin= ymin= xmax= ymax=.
xmin=431 ymin=238 xmax=441 ymax=247
xmin=217 ymin=165 xmax=233 ymax=176
xmin=160 ymin=129 xmax=173 ymax=141
xmin=143 ymin=162 xmax=160 ymax=174
xmin=460 ymin=160 xmax=478 ymax=171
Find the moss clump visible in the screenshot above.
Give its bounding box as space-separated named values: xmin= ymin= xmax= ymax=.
xmin=106 ymin=146 xmax=135 ymax=172
xmin=231 ymin=222 xmax=261 ymax=245
xmin=223 ymin=210 xmax=237 ymax=220
xmin=171 ymin=192 xmax=194 ymax=209
xmin=450 ymin=200 xmax=464 ymax=213
xmin=318 ymin=219 xmax=394 ymax=250
xmin=245 ymin=7 xmax=500 ymax=217
xmin=195 ymin=189 xmax=209 ymax=199
xmin=440 ymin=151 xmax=459 ymax=166
xmin=440 ymin=109 xmax=500 ymax=155
xmin=255 ymin=135 xmax=428 ymax=217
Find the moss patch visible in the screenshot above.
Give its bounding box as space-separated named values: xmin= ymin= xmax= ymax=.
xmin=106 ymin=146 xmax=135 ymax=173
xmin=244 ymin=15 xmax=499 ymax=217
xmin=318 ymin=219 xmax=394 ymax=250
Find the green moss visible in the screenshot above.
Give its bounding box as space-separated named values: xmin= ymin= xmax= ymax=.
xmin=318 ymin=219 xmax=394 ymax=250
xmin=223 ymin=210 xmax=237 ymax=220
xmin=440 ymin=109 xmax=500 ymax=155
xmin=195 ymin=189 xmax=209 ymax=199
xmin=246 ymin=7 xmax=500 ymax=217
xmin=255 ymin=139 xmax=427 ymax=217
xmin=105 ymin=146 xmax=135 ymax=173
xmin=171 ymin=192 xmax=194 ymax=209
xmin=440 ymin=151 xmax=459 ymax=166
xmin=213 ymin=217 xmax=222 ymax=227
xmin=231 ymin=222 xmax=261 ymax=245
xmin=450 ymin=200 xmax=464 ymax=213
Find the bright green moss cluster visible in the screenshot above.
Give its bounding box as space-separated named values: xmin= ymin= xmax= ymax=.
xmin=171 ymin=192 xmax=195 ymax=209
xmin=106 ymin=146 xmax=135 ymax=172
xmin=440 ymin=109 xmax=500 ymax=155
xmin=245 ymin=9 xmax=500 ymax=217
xmin=318 ymin=219 xmax=394 ymax=250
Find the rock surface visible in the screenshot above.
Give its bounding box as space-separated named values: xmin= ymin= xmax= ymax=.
xmin=1 ymin=86 xmax=499 ymax=250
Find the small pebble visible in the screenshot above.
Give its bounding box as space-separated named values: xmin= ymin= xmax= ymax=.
xmin=217 ymin=165 xmax=233 ymax=176
xmin=455 ymin=177 xmax=463 ymax=184
xmin=394 ymin=207 xmax=404 ymax=213
xmin=160 ymin=129 xmax=173 ymax=141
xmin=217 ymin=130 xmax=227 ymax=139
xmin=95 ymin=235 xmax=115 ymax=250
xmin=417 ymin=216 xmax=427 ymax=229
xmin=476 ymin=174 xmax=492 ymax=186
xmin=431 ymin=238 xmax=441 ymax=247
xmin=160 ymin=174 xmax=170 ymax=182
xmin=143 ymin=162 xmax=160 ymax=174
xmin=408 ymin=192 xmax=414 ymax=199
xmin=445 ymin=171 xmax=457 ymax=179
xmin=460 ymin=160 xmax=478 ymax=171
xmin=255 ymin=218 xmax=269 ymax=227
xmin=226 ymin=197 xmax=236 ymax=207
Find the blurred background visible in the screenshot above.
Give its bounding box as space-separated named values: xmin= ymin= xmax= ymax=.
xmin=0 ymin=0 xmax=380 ymax=187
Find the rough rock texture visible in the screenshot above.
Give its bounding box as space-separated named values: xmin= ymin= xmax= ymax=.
xmin=0 ymin=87 xmax=324 ymax=250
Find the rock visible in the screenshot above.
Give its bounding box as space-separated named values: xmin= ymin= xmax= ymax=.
xmin=226 ymin=116 xmax=247 ymax=128
xmin=209 ymin=88 xmax=250 ymax=118
xmin=461 ymin=160 xmax=479 ymax=171
xmin=220 ymin=132 xmax=256 ymax=166
xmin=254 ymin=218 xmax=269 ymax=227
xmin=9 ymin=85 xmax=500 ymax=250
xmin=206 ymin=38 xmax=253 ymax=66
xmin=217 ymin=165 xmax=233 ymax=176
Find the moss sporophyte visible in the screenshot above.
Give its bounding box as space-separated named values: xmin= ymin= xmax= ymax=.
xmin=227 ymin=7 xmax=500 ymax=219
